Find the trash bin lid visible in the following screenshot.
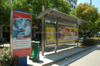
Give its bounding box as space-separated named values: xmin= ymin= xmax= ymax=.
xmin=35 ymin=41 xmax=40 ymax=43
xmin=31 ymin=41 xmax=40 ymax=43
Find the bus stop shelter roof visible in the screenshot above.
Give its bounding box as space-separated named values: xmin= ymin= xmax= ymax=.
xmin=36 ymin=8 xmax=87 ymax=25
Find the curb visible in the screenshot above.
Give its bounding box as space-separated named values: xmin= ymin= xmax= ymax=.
xmin=42 ymin=45 xmax=96 ymax=66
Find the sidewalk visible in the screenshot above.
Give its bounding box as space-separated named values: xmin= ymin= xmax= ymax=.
xmin=27 ymin=45 xmax=95 ymax=66
xmin=1 ymin=42 xmax=96 ymax=66
xmin=0 ymin=42 xmax=10 ymax=47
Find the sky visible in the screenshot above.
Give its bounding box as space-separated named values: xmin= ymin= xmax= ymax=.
xmin=77 ymin=0 xmax=100 ymax=12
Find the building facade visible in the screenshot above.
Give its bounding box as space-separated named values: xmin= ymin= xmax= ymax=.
xmin=66 ymin=0 xmax=77 ymax=10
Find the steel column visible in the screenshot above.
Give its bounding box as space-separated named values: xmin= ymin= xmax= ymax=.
xmin=29 ymin=13 xmax=32 ymax=59
xmin=42 ymin=6 xmax=45 ymax=56
xmin=10 ymin=11 xmax=13 ymax=53
xmin=77 ymin=23 xmax=79 ymax=47
xmin=44 ymin=20 xmax=46 ymax=47
xmin=55 ymin=21 xmax=58 ymax=53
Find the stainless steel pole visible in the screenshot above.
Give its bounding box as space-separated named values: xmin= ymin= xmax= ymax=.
xmin=44 ymin=19 xmax=46 ymax=48
xmin=42 ymin=6 xmax=45 ymax=56
xmin=55 ymin=21 xmax=58 ymax=53
xmin=29 ymin=12 xmax=32 ymax=59
xmin=77 ymin=23 xmax=79 ymax=47
xmin=10 ymin=11 xmax=13 ymax=53
xmin=10 ymin=0 xmax=13 ymax=55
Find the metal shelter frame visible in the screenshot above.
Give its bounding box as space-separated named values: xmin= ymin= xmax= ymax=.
xmin=36 ymin=8 xmax=87 ymax=56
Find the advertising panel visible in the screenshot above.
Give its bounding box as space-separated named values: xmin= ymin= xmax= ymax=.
xmin=12 ymin=11 xmax=31 ymax=57
xmin=59 ymin=25 xmax=78 ymax=43
xmin=46 ymin=24 xmax=56 ymax=44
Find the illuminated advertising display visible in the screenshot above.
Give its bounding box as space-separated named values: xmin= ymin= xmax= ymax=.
xmin=46 ymin=24 xmax=56 ymax=44
xmin=12 ymin=11 xmax=31 ymax=57
xmin=59 ymin=25 xmax=78 ymax=42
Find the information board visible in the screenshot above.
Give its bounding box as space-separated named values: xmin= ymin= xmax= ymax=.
xmin=12 ymin=11 xmax=31 ymax=57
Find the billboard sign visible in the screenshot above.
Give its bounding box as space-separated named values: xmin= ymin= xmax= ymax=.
xmin=11 ymin=11 xmax=31 ymax=57
xmin=59 ymin=25 xmax=78 ymax=42
xmin=46 ymin=24 xmax=56 ymax=44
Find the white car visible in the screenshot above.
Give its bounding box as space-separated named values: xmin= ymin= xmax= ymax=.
xmin=97 ymin=32 xmax=100 ymax=37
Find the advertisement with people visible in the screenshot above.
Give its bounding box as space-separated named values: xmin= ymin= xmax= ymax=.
xmin=13 ymin=19 xmax=31 ymax=38
xmin=59 ymin=25 xmax=78 ymax=43
xmin=12 ymin=11 xmax=31 ymax=57
xmin=46 ymin=24 xmax=56 ymax=44
xmin=70 ymin=27 xmax=78 ymax=39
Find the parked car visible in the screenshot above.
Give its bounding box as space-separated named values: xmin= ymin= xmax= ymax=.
xmin=79 ymin=35 xmax=83 ymax=39
xmin=97 ymin=32 xmax=100 ymax=37
xmin=79 ymin=35 xmax=88 ymax=39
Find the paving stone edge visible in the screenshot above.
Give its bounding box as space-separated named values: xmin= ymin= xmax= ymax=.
xmin=42 ymin=45 xmax=97 ymax=66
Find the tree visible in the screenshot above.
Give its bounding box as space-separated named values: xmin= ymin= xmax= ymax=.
xmin=0 ymin=0 xmax=71 ymax=26
xmin=98 ymin=13 xmax=100 ymax=18
xmin=75 ymin=3 xmax=98 ymax=22
xmin=12 ymin=0 xmax=71 ymax=18
xmin=95 ymin=18 xmax=100 ymax=32
xmin=75 ymin=3 xmax=99 ymax=37
xmin=70 ymin=9 xmax=75 ymax=17
xmin=55 ymin=0 xmax=71 ymax=14
xmin=0 ymin=0 xmax=11 ymax=26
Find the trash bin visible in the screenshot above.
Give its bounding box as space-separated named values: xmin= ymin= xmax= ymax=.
xmin=31 ymin=41 xmax=41 ymax=59
xmin=32 ymin=46 xmax=39 ymax=58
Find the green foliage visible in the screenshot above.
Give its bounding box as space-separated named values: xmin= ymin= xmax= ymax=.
xmin=0 ymin=0 xmax=11 ymax=26
xmin=98 ymin=13 xmax=100 ymax=18
xmin=75 ymin=3 xmax=99 ymax=22
xmin=0 ymin=0 xmax=71 ymax=26
xmin=81 ymin=39 xmax=95 ymax=46
xmin=56 ymin=0 xmax=71 ymax=14
xmin=11 ymin=0 xmax=71 ymax=17
xmin=70 ymin=9 xmax=75 ymax=17
xmin=75 ymin=3 xmax=99 ymax=35
xmin=95 ymin=18 xmax=100 ymax=32
xmin=12 ymin=0 xmax=32 ymax=13
xmin=79 ymin=37 xmax=100 ymax=47
xmin=79 ymin=20 xmax=95 ymax=34
xmin=0 ymin=47 xmax=19 ymax=66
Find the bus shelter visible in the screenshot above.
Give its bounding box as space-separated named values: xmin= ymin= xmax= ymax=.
xmin=36 ymin=8 xmax=87 ymax=56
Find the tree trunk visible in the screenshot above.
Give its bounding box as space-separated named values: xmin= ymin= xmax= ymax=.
xmin=83 ymin=24 xmax=86 ymax=40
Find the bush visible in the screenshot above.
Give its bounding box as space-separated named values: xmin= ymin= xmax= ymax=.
xmin=80 ymin=39 xmax=95 ymax=46
xmin=89 ymin=37 xmax=100 ymax=44
xmin=0 ymin=47 xmax=19 ymax=66
xmin=79 ymin=37 xmax=100 ymax=47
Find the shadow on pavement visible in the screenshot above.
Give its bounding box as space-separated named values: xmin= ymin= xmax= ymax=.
xmin=62 ymin=45 xmax=99 ymax=66
xmin=43 ymin=44 xmax=76 ymax=52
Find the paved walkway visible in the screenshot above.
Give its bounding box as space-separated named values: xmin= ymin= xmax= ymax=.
xmin=0 ymin=42 xmax=95 ymax=66
xmin=0 ymin=42 xmax=10 ymax=47
xmin=27 ymin=46 xmax=92 ymax=66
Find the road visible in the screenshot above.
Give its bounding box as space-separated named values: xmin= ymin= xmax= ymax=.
xmin=51 ymin=45 xmax=100 ymax=66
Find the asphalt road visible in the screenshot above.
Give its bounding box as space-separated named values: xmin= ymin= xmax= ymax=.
xmin=51 ymin=44 xmax=100 ymax=66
